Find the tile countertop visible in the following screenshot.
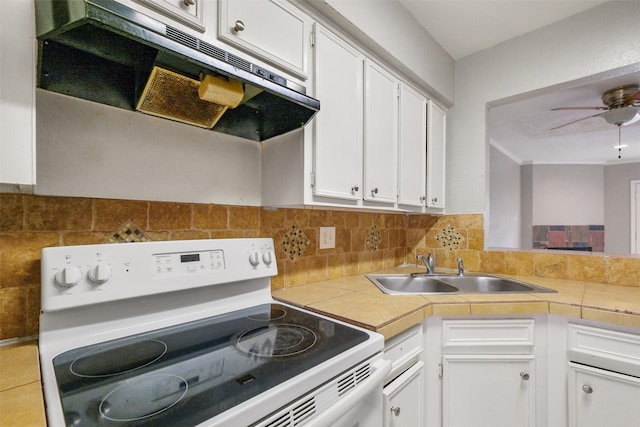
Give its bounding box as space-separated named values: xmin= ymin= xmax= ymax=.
xmin=272 ymin=267 xmax=640 ymax=340
xmin=4 ymin=269 xmax=639 ymax=426
xmin=0 ymin=341 xmax=47 ymax=426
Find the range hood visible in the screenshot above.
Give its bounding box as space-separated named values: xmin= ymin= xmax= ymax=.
xmin=34 ymin=0 xmax=320 ymax=141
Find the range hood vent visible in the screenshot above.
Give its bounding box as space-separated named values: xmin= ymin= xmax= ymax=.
xmin=35 ymin=0 xmax=320 ymax=141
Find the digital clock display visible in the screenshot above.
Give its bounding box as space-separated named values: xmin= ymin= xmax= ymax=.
xmin=180 ymin=254 xmax=200 ymax=263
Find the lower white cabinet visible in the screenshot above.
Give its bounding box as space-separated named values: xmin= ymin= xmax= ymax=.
xmin=438 ymin=318 xmax=537 ymax=427
xmin=568 ymin=362 xmax=640 ymax=427
xmin=383 ymin=361 xmax=425 ymax=427
xmin=442 ymin=355 xmax=535 ymax=427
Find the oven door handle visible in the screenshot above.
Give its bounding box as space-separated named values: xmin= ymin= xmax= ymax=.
xmin=305 ymin=358 xmax=391 ymax=427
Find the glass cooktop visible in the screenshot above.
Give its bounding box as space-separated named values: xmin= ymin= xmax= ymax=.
xmin=52 ymin=303 xmax=368 ymax=426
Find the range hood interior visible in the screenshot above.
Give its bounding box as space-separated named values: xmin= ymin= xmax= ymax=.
xmin=35 ymin=0 xmax=319 ymax=142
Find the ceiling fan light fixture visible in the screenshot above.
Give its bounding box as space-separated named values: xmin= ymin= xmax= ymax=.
xmin=600 ymin=106 xmax=640 ymax=126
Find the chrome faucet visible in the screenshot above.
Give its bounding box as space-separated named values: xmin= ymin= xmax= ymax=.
xmin=416 ymin=253 xmax=435 ymax=274
xmin=456 ymin=257 xmax=465 ymax=276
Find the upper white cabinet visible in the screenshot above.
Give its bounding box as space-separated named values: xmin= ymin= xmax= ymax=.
xmin=397 ymin=87 xmax=447 ymax=211
xmin=426 ymin=101 xmax=446 ymax=209
xmin=363 ymin=59 xmax=398 ymax=205
xmin=262 ymin=16 xmax=447 ymax=212
xmin=218 ymin=0 xmax=310 ymax=79
xmin=312 ymin=26 xmax=400 ymax=208
xmin=0 ymin=0 xmax=36 ymax=187
xmin=397 ymin=83 xmax=427 ymax=208
xmin=312 ymin=23 xmax=363 ymax=202
xmin=138 ymin=0 xmax=206 ymax=30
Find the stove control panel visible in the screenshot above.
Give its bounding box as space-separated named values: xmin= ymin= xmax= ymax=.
xmin=152 ymin=250 xmax=225 ymax=278
xmin=41 ymin=238 xmax=277 ymax=312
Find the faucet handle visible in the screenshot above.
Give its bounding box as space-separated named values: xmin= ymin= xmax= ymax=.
xmin=416 ymin=253 xmax=435 ymax=274
xmin=456 ymin=257 xmax=464 ymax=276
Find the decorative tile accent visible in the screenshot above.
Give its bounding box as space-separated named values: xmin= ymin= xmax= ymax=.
xmin=105 ymin=221 xmax=151 ymax=243
xmin=366 ymin=226 xmax=383 ymax=251
xmin=282 ymin=224 xmax=309 ymax=261
xmin=436 ymin=224 xmax=464 ymax=251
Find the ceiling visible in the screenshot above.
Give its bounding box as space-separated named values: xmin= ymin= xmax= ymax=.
xmin=397 ymin=0 xmax=640 ymax=164
xmin=397 ymin=0 xmax=609 ymax=61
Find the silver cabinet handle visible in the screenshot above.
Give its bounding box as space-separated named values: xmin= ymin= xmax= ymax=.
xmin=183 ymin=0 xmax=195 ymax=5
xmin=391 ymin=406 xmax=400 ymax=416
xmin=431 ymin=197 xmax=438 ymax=203
xmin=520 ymin=372 xmax=530 ymax=381
xmin=371 ymin=188 xmax=379 ymax=196
xmin=582 ymin=384 xmax=593 ymax=394
xmin=351 ymin=185 xmax=359 ymax=193
xmin=233 ymin=20 xmax=245 ymax=32
xmin=420 ymin=196 xmax=426 ymax=203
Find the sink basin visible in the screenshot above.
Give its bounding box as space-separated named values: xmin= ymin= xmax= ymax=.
xmin=438 ymin=275 xmax=556 ymax=293
xmin=366 ymin=273 xmax=556 ymax=295
xmin=366 ymin=274 xmax=459 ymax=294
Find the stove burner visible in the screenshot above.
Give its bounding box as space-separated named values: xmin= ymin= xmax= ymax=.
xmin=247 ymin=307 xmax=287 ymax=321
xmin=99 ymin=374 xmax=188 ymax=422
xmin=235 ymin=324 xmax=317 ymax=358
xmin=70 ymin=340 xmax=167 ymax=378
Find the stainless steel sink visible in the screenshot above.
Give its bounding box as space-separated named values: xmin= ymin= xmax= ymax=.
xmin=438 ymin=275 xmax=556 ymax=293
xmin=368 ymin=275 xmax=459 ymax=294
xmin=366 ymin=273 xmax=556 ymax=295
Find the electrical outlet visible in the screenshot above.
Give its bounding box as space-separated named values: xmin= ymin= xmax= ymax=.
xmin=319 ymin=227 xmax=336 ymax=249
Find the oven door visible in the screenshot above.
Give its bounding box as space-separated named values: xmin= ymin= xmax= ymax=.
xmin=305 ymin=358 xmax=391 ymax=427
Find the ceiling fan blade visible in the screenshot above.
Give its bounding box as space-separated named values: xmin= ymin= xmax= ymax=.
xmin=550 ymin=112 xmax=604 ymax=130
xmin=551 ymin=107 xmax=609 ymax=111
xmin=625 ymin=90 xmax=640 ymax=105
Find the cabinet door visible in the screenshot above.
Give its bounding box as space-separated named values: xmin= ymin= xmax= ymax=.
xmin=363 ymin=59 xmax=398 ymax=204
xmin=312 ymin=24 xmax=363 ymax=201
xmin=568 ymin=363 xmax=640 ymax=427
xmin=426 ymin=101 xmax=446 ymax=209
xmin=384 ymin=362 xmax=425 ymax=427
xmin=442 ymin=355 xmax=535 ymax=427
xmin=138 ymin=0 xmax=205 ymax=30
xmin=219 ymin=0 xmax=308 ymax=78
xmin=398 ymin=84 xmax=427 ymax=207
xmin=0 ymin=0 xmax=36 ymax=186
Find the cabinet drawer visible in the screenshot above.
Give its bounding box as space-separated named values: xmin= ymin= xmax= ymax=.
xmin=442 ymin=319 xmax=535 ymax=354
xmin=218 ymin=0 xmax=309 ymax=79
xmin=137 ymin=0 xmax=205 ymax=31
xmin=568 ymin=324 xmax=640 ymax=377
xmin=384 ymin=324 xmax=423 ymax=383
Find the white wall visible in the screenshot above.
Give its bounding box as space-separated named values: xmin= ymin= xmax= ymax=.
xmin=449 ymin=1 xmax=640 ymax=220
xmin=532 ymin=164 xmax=604 ymax=225
xmin=488 ymin=144 xmax=520 ymax=248
xmin=521 ymin=164 xmax=533 ymax=249
xmin=605 ymin=162 xmax=640 ymax=254
xmin=35 ymin=90 xmax=263 ymax=205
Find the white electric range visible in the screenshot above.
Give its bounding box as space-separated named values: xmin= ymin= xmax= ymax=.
xmin=39 ymin=238 xmax=389 ymax=427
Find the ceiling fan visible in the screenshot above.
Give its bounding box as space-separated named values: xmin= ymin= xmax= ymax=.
xmin=550 ymin=85 xmax=640 ymax=130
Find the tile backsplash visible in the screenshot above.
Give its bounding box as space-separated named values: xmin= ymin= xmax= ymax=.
xmin=1 ymin=194 xmax=639 ymax=340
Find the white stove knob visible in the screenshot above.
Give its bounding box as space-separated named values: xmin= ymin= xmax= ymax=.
xmin=55 ymin=266 xmax=82 ymax=288
xmin=249 ymin=251 xmax=260 ymax=267
xmin=262 ymin=251 xmax=273 ymax=266
xmin=89 ymin=263 xmax=112 ymax=284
